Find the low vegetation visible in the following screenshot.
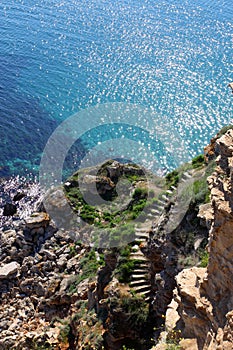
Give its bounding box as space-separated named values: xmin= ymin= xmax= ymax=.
xmin=165 ymin=170 xmax=180 ymax=189
xmin=115 ymin=245 xmax=136 ymax=283
xmin=110 ymin=294 xmax=149 ymax=329
xmin=69 ymin=249 xmax=105 ymax=293
xmin=191 ymin=154 xmax=205 ymax=169
xmin=199 ymin=249 xmax=209 ymax=267
xmin=72 ymin=300 xmax=104 ymax=349
xmin=64 ymin=162 xmax=149 ymax=231
xmin=216 ymin=124 xmax=233 ymax=138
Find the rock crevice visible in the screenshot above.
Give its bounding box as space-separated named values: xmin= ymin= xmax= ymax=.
xmin=170 ymin=129 xmax=233 ymax=349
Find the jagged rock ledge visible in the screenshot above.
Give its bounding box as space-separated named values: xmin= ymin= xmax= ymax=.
xmin=163 ymin=129 xmax=233 ymax=350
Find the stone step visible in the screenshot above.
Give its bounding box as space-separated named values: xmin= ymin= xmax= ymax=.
xmin=135 ymin=233 xmax=149 ymax=240
xmin=171 ymin=209 xmax=180 ymax=215
xmin=132 ymin=243 xmax=139 ymax=248
xmin=130 ymin=279 xmax=150 ymax=287
xmin=130 ymin=251 xmax=147 ymax=258
xmin=150 ymin=209 xmax=161 ymax=215
xmin=133 ymin=268 xmax=148 ymax=274
xmin=144 ymin=296 xmax=151 ymax=302
xmin=131 ymin=274 xmax=148 ymax=279
xmin=130 ymin=254 xmax=148 ymax=261
xmin=158 ymin=199 xmax=166 ymax=205
xmin=133 ymin=263 xmax=148 ymax=269
xmin=157 ymin=205 xmax=164 ymax=211
xmin=137 ymin=289 xmax=151 ymax=297
xmin=135 ymin=227 xmax=148 ymax=232
xmin=162 ymin=195 xmax=169 ymax=201
xmin=133 ymin=285 xmax=151 ymax=293
xmin=166 ymin=189 xmax=173 ymax=195
xmin=183 ymin=171 xmax=192 ymax=178
xmin=135 ymin=229 xmax=148 ymax=235
xmin=131 ymin=250 xmax=144 ymax=255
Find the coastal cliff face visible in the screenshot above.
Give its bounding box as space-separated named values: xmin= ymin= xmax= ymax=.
xmin=170 ymin=129 xmax=233 ymax=349
xmin=0 ymin=128 xmax=233 ymax=349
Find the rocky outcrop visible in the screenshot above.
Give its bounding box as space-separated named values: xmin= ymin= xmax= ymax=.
xmin=169 ymin=129 xmax=233 ymax=349
xmin=0 ymin=198 xmax=90 ymax=349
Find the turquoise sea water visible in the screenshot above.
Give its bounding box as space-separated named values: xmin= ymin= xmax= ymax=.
xmin=0 ymin=0 xmax=232 ymax=177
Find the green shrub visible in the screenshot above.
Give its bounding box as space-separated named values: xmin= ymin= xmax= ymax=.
xmin=193 ymin=178 xmax=210 ymax=204
xmin=117 ymin=260 xmax=136 ymax=283
xmin=166 ymin=329 xmax=183 ymax=349
xmin=116 ymin=246 xmax=136 ymax=283
xmin=58 ymin=323 xmax=70 ymax=344
xmin=132 ymin=187 xmax=148 ymax=200
xmin=192 ymin=154 xmax=205 ymax=169
xmin=120 ymin=245 xmax=131 ymax=257
xmin=166 ymin=344 xmax=181 ymax=350
xmin=165 ymin=170 xmax=179 ymax=189
xmin=109 ymin=294 xmax=149 ymax=330
xmin=199 ymin=250 xmax=209 ymax=267
xmin=108 ymin=224 xmax=135 ymax=247
xmin=121 ymin=295 xmax=149 ymax=328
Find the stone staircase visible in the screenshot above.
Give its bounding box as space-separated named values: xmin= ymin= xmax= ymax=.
xmin=129 ymin=169 xmax=193 ymax=302
xmin=129 ymin=191 xmax=172 ymax=301
xmin=129 ymin=254 xmax=151 ymax=300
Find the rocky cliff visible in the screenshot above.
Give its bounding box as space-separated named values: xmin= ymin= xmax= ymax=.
xmin=0 ymin=128 xmax=233 ymax=350
xmin=165 ymin=128 xmax=233 ymax=350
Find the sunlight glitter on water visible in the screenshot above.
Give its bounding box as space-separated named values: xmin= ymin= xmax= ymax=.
xmin=0 ymin=0 xmax=232 ymax=176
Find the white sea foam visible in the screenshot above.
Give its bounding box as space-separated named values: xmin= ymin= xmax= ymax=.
xmin=0 ymin=176 xmax=43 ymax=230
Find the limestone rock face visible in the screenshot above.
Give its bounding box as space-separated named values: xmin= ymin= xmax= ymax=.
xmin=172 ymin=129 xmax=233 ymax=349
xmin=197 ymin=203 xmax=213 ymax=229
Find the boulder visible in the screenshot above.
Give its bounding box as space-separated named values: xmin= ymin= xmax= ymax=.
xmin=13 ymin=192 xmax=26 ymax=202
xmin=24 ymin=212 xmax=50 ymax=229
xmin=0 ymin=262 xmax=20 ymax=279
xmin=3 ymin=203 xmax=17 ymax=216
xmin=197 ymin=203 xmax=213 ymax=229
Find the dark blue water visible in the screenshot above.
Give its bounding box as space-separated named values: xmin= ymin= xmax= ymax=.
xmin=0 ymin=0 xmax=232 ymax=177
